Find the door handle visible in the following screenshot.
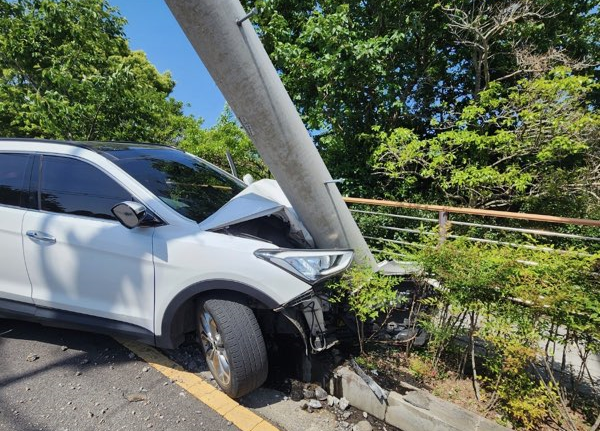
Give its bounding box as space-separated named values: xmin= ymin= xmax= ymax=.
xmin=26 ymin=231 xmax=56 ymax=244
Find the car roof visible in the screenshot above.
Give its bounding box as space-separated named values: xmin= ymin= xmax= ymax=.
xmin=0 ymin=137 xmax=181 ymax=160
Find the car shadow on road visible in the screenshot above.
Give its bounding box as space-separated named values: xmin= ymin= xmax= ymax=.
xmin=0 ymin=318 xmax=133 ymax=388
xmin=0 ymin=319 xmax=234 ymax=431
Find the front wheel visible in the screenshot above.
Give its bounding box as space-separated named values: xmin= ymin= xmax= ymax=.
xmin=196 ymin=295 xmax=268 ymax=398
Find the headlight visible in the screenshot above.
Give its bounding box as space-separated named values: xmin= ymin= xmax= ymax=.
xmin=254 ymin=249 xmax=354 ymax=284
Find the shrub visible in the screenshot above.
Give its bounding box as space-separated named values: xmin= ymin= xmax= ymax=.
xmin=327 ymin=264 xmax=399 ymax=352
xmin=395 ymin=236 xmax=599 ymax=429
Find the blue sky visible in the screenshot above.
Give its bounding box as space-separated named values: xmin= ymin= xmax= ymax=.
xmin=109 ymin=0 xmax=226 ymax=127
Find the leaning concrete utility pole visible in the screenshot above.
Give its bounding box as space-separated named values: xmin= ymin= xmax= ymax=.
xmin=165 ymin=0 xmax=376 ymax=268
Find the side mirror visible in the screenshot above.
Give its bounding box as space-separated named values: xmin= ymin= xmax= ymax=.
xmin=112 ymin=201 xmax=147 ymax=229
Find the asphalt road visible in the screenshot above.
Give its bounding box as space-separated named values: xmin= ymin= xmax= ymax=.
xmin=0 ymin=319 xmax=241 ymax=431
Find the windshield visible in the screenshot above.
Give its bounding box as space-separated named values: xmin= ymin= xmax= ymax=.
xmin=112 ymin=148 xmax=245 ymax=223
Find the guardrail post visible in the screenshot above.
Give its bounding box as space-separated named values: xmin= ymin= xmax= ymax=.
xmin=438 ymin=211 xmax=449 ymax=244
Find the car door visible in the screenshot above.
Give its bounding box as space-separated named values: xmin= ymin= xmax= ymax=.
xmin=0 ymin=152 xmax=34 ymax=307
xmin=22 ymin=154 xmax=155 ymax=332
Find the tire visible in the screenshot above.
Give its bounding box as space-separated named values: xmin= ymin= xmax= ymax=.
xmin=196 ymin=294 xmax=268 ymax=398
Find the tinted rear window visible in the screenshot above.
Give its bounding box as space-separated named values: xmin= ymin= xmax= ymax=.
xmin=41 ymin=156 xmax=132 ymax=220
xmin=0 ymin=153 xmax=31 ymax=207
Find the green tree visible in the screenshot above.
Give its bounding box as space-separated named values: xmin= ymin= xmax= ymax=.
xmin=178 ymin=107 xmax=270 ymax=180
xmin=245 ymin=0 xmax=464 ymax=194
xmin=0 ymin=0 xmax=187 ymax=143
xmin=373 ymin=68 xmax=599 ymax=216
xmin=0 ymin=0 xmax=266 ymax=177
xmin=242 ymin=0 xmax=598 ymax=198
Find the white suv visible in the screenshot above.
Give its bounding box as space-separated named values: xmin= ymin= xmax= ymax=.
xmin=0 ymin=138 xmax=353 ymax=398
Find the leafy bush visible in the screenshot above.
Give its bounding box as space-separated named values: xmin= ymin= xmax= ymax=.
xmin=395 ymin=236 xmax=599 ymax=429
xmin=501 ymin=378 xmax=557 ymax=431
xmin=327 ymin=264 xmax=399 ymax=352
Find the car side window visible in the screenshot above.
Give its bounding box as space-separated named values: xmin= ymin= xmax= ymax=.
xmin=40 ymin=156 xmax=132 ymax=220
xmin=0 ymin=153 xmax=31 ymax=208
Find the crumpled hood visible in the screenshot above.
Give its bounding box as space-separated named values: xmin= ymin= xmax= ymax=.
xmin=198 ymin=179 xmax=315 ymax=247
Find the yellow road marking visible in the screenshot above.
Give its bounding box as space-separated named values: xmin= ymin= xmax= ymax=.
xmin=117 ymin=339 xmax=281 ymax=431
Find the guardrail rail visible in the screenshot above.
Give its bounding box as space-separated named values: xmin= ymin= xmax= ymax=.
xmin=343 ymin=197 xmax=600 ymax=256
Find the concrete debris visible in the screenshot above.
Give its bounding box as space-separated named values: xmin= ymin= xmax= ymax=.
xmin=352 ymin=420 xmax=373 ymax=431
xmin=61 ymin=346 xmax=68 ymax=351
xmin=403 ymin=390 xmax=430 ymax=410
xmin=142 ymin=367 xmax=150 ymax=373
xmin=302 ymin=388 xmax=315 ymax=399
xmin=125 ymin=393 xmax=148 ymax=403
xmin=331 ymin=366 xmax=387 ymax=420
xmin=385 ymin=390 xmax=511 ymax=431
xmin=338 ymin=397 xmax=350 ymax=411
xmin=314 ymin=386 xmax=328 ymax=401
xmin=307 ymin=400 xmax=322 ymax=409
xmin=362 ymin=412 xmax=368 ymax=419
xmin=350 ymin=359 xmax=388 ymax=402
xmin=327 ymin=395 xmax=339 ymax=407
xmin=290 ymin=380 xmax=304 ymax=401
xmin=26 ymin=353 xmax=39 ymax=362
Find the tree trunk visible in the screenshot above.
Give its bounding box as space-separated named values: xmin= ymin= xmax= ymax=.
xmin=473 ymin=50 xmax=482 ymax=95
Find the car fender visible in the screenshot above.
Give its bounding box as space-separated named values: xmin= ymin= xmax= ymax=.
xmin=155 ymin=278 xmax=282 ymax=349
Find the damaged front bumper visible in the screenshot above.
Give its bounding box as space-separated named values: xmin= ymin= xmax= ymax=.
xmin=255 ymin=248 xmax=353 ymax=355
xmin=278 ymin=290 xmax=339 ymax=355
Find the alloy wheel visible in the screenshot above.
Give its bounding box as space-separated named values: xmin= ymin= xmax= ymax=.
xmin=199 ymin=309 xmax=231 ymax=386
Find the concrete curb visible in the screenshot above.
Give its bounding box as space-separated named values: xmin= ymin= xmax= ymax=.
xmin=329 ymin=366 xmax=510 ymax=431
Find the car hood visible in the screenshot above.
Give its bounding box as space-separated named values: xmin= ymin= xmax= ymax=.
xmin=198 ymin=179 xmax=315 ymax=247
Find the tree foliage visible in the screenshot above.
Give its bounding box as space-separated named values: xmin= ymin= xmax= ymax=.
xmin=327 ymin=264 xmax=398 ymax=353
xmin=178 ymin=107 xmax=270 ymax=180
xmin=242 ymin=0 xmax=598 ymax=208
xmin=0 ymin=0 xmax=263 ymax=179
xmin=373 ymin=68 xmax=599 ymax=214
xmin=0 ymin=0 xmax=188 ymax=144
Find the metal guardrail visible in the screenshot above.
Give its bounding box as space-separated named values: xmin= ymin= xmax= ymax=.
xmin=346 ymin=198 xmax=600 ymax=394
xmin=344 ymin=197 xmax=600 ymax=254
